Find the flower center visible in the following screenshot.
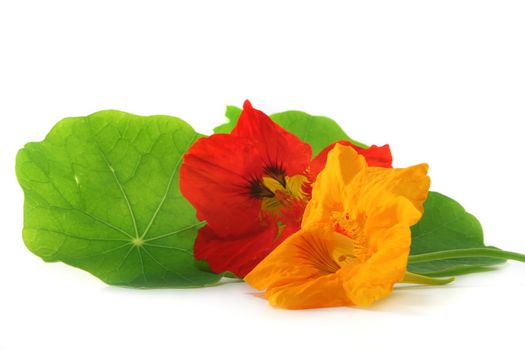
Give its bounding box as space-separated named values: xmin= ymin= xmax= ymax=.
xmin=247 ymin=166 xmax=310 ymax=239
xmin=331 ymin=211 xmax=368 ymax=264
xmin=259 ymin=174 xmax=309 ymax=213
xmin=248 ymin=164 xmax=310 ymax=215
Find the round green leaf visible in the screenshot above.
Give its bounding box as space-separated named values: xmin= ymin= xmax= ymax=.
xmin=16 ymin=110 xmax=222 ymax=287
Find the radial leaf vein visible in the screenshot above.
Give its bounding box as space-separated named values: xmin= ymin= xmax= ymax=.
xmin=117 ymin=245 xmax=136 ymax=271
xmin=83 ymin=242 xmax=132 ymax=259
xmin=137 ymin=246 xmax=147 ymax=281
xmin=144 ymin=222 xmax=203 ymax=242
xmin=145 ymin=243 xmax=192 ymax=255
xmin=31 ymin=228 xmax=129 ymax=242
xmin=87 ymin=119 xmax=140 ymax=237
xmin=142 ymin=247 xmax=195 ymax=284
xmin=140 ymin=134 xmax=198 ymax=240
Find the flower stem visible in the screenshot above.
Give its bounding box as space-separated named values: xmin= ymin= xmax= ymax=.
xmin=408 ymin=248 xmax=525 ymax=264
xmin=402 ymin=272 xmax=455 ymax=285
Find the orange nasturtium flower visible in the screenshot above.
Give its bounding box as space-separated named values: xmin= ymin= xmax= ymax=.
xmin=244 ymin=144 xmax=430 ymax=309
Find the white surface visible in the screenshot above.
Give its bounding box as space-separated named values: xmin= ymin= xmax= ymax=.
xmin=1 ymin=1 xmax=524 ymax=349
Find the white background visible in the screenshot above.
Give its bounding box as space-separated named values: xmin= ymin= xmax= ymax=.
xmin=1 ymin=1 xmax=524 ymax=349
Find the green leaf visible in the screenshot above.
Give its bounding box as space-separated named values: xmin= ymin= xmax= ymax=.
xmin=16 ymin=110 xmax=222 ymax=288
xmin=213 ymin=106 xmax=242 ymax=134
xmin=271 ymin=111 xmax=368 ymax=155
xmin=408 ymin=191 xmax=505 ymax=277
xmin=213 ymin=106 xmax=368 ymax=155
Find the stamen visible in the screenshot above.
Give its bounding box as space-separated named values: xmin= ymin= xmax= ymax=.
xmin=331 ymin=211 xmax=369 ymax=262
xmin=260 ymin=175 xmax=309 ymax=215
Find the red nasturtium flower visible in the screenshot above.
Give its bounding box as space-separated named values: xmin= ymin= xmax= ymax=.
xmin=180 ymin=100 xmax=393 ymax=277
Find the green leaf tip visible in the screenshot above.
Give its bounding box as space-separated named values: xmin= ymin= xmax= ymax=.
xmin=408 ymin=191 xmax=506 ymax=277
xmin=402 ymin=272 xmax=455 ymax=286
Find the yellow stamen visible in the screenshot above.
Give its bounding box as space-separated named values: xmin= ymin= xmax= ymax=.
xmin=260 ymin=175 xmax=309 ymax=213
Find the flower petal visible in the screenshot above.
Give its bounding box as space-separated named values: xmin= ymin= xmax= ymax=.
xmin=232 ymin=100 xmax=312 ymax=176
xmin=302 ymin=144 xmax=367 ymax=228
xmin=264 ymin=273 xmax=349 ymax=309
xmin=341 ymin=224 xmax=411 ymax=306
xmin=310 ymin=141 xmax=392 ymax=179
xmin=245 ymin=224 xmax=352 ymax=308
xmin=349 ymin=164 xmax=431 ymax=228
xmin=194 ymin=224 xmax=288 ymax=278
xmin=180 ymin=134 xmax=265 ymax=237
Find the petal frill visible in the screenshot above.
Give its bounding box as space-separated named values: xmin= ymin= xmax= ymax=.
xmin=180 ymin=134 xmax=265 ymax=238
xmin=341 ymin=224 xmax=412 ymax=306
xmin=337 ymin=162 xmax=430 ymax=306
xmin=232 ymin=100 xmax=312 ymax=176
xmin=348 ymin=164 xmax=431 ymax=230
xmin=310 ymin=141 xmax=392 ymax=179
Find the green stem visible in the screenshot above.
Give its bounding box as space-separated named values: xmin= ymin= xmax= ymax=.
xmin=402 ymin=272 xmax=455 ymax=285
xmin=408 ymin=248 xmax=525 ymax=264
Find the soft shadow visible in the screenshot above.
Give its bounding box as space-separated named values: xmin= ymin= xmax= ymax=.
xmin=241 ymin=286 xmax=442 ymax=316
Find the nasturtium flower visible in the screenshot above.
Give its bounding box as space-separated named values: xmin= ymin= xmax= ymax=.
xmin=180 ymin=101 xmax=392 ymax=277
xmin=244 ymin=144 xmax=430 ymax=308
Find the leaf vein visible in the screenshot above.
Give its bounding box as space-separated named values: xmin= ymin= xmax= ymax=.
xmin=140 ymin=134 xmax=198 ymax=239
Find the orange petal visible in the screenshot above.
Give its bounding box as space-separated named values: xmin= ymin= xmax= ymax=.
xmin=245 ymin=224 xmax=353 ymax=309
xmin=264 ymin=273 xmax=350 ymax=309
xmin=245 ymin=225 xmax=334 ymax=291
xmin=341 ymin=224 xmax=411 ymax=306
xmin=350 ymin=164 xmax=431 ymax=231
xmin=302 ymin=144 xmax=366 ymax=228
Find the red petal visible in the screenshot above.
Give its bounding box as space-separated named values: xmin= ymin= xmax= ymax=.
xmin=310 ymin=141 xmax=393 ymax=179
xmin=182 ymin=101 xmax=317 ymax=276
xmin=180 ymin=134 xmax=266 ymax=238
xmin=360 ymin=144 xmax=393 ymax=167
xmin=194 ymin=224 xmax=293 ymax=277
xmin=232 ymin=100 xmax=312 ymax=176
